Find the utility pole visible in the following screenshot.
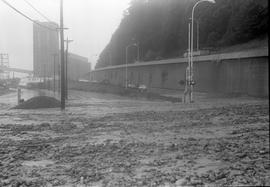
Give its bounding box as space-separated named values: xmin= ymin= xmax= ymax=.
xmin=60 ymin=0 xmax=65 ymax=109
xmin=64 ymin=38 xmax=73 ymax=99
xmin=52 ymin=53 xmax=58 ymax=94
xmin=58 ymin=63 xmax=60 ymax=94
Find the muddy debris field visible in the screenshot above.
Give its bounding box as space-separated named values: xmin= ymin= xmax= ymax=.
xmin=0 ymin=94 xmax=269 ymax=186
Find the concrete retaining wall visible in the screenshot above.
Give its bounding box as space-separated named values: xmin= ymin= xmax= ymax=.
xmin=90 ymin=48 xmax=268 ymax=97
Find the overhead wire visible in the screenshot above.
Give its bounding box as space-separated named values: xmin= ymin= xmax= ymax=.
xmin=1 ymin=0 xmax=57 ymax=32
xmin=22 ymin=0 xmax=53 ymax=23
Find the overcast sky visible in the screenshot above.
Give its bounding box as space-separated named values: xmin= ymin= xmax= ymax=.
xmin=0 ymin=0 xmax=130 ymax=70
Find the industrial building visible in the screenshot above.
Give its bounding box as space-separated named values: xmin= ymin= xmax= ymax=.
xmin=33 ymin=21 xmax=59 ymax=78
xmin=67 ymin=53 xmax=91 ymax=81
xmin=33 ymin=22 xmax=90 ymax=82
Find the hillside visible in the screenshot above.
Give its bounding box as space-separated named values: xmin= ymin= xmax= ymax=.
xmin=96 ymin=0 xmax=268 ymax=69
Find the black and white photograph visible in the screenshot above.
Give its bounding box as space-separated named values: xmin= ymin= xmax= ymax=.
xmin=0 ymin=0 xmax=269 ymax=186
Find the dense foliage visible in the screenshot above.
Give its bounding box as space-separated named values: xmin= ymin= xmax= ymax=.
xmin=96 ymin=0 xmax=268 ymax=68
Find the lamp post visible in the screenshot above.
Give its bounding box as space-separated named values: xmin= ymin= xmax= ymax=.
xmin=196 ymin=20 xmax=199 ymax=51
xmin=125 ymin=43 xmax=138 ymax=88
xmin=190 ymin=0 xmax=215 ymax=102
xmin=189 ymin=18 xmax=200 ymax=52
xmin=136 ymin=42 xmax=139 ymax=62
xmin=131 ymin=38 xmax=140 ymax=62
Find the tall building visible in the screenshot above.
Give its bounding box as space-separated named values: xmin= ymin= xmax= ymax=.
xmin=33 ymin=21 xmax=59 ymax=78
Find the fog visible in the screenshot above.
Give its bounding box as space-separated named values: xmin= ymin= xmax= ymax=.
xmin=0 ymin=0 xmax=130 ymax=70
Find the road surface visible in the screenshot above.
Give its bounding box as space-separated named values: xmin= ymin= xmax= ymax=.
xmin=0 ymin=89 xmax=269 ymax=186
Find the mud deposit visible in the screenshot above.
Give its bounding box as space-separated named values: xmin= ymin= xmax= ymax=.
xmin=0 ymin=91 xmax=269 ymax=186
xmin=13 ymin=96 xmax=60 ymax=109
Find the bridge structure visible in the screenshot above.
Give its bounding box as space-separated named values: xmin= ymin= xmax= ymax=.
xmin=0 ymin=54 xmax=32 ymax=77
xmin=0 ymin=66 xmax=33 ymax=75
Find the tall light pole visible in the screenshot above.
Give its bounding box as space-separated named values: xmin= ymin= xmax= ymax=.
xmin=190 ymin=18 xmax=200 ymax=52
xmin=136 ymin=42 xmax=140 ymax=62
xmin=64 ymin=38 xmax=73 ymax=99
xmin=190 ymin=0 xmax=215 ymax=102
xmin=125 ymin=43 xmax=138 ymax=88
xmin=131 ymin=38 xmax=140 ymax=62
xmin=185 ymin=23 xmax=191 ymax=103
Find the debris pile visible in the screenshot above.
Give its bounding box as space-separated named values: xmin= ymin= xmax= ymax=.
xmin=13 ymin=96 xmax=60 ymax=109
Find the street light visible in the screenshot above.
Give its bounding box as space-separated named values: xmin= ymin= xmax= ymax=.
xmin=125 ymin=42 xmax=138 ymax=89
xmin=130 ymin=38 xmax=140 ymax=62
xmin=188 ymin=18 xmax=200 ymax=51
xmin=190 ymin=0 xmax=215 ymax=102
xmin=135 ymin=42 xmax=140 ymax=62
xmin=193 ymin=19 xmax=200 ymax=51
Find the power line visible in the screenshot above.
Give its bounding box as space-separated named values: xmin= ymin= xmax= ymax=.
xmin=1 ymin=0 xmax=57 ymax=32
xmin=22 ymin=0 xmax=53 ymax=23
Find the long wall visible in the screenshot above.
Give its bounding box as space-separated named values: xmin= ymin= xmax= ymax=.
xmin=90 ymin=48 xmax=268 ymax=97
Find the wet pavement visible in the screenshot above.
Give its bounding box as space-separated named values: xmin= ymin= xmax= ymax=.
xmin=0 ymin=89 xmax=269 ymax=186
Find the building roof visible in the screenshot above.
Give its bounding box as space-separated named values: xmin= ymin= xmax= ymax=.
xmin=69 ymin=53 xmax=88 ymax=62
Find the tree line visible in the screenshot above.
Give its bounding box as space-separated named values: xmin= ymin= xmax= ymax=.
xmin=96 ymin=0 xmax=268 ymax=69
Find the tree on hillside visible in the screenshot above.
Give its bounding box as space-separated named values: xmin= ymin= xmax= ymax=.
xmin=96 ymin=0 xmax=268 ymax=69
